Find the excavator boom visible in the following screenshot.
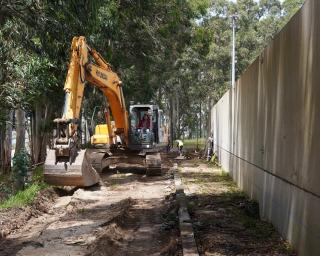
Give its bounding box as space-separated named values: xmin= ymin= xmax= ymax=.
xmin=44 ymin=36 xmax=129 ymax=187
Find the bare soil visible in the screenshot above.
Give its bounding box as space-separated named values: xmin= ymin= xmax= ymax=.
xmin=0 ymin=188 xmax=58 ymax=238
xmin=0 ymin=153 xmax=295 ymax=256
xmin=179 ymin=160 xmax=296 ymax=256
xmin=0 ymin=153 xmax=182 ymax=256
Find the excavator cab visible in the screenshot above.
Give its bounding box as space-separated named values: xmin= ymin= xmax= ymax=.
xmin=128 ymin=105 xmax=154 ymax=150
xmin=128 ymin=104 xmax=168 ymax=151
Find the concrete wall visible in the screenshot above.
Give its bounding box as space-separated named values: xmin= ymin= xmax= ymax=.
xmin=211 ymin=0 xmax=320 ymax=255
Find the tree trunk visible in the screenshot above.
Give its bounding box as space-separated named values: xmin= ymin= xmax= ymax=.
xmin=31 ymin=102 xmax=42 ymax=163
xmin=1 ymin=111 xmax=13 ymax=174
xmin=196 ymin=112 xmax=199 ymax=150
xmin=207 ymin=98 xmax=214 ymax=138
xmin=14 ymin=108 xmax=26 ymax=191
xmin=199 ymin=101 xmax=202 ymax=138
xmin=170 ymin=96 xmax=175 ymax=147
xmin=15 ymin=108 xmax=26 ymax=154
xmin=31 ymin=102 xmax=52 ymax=164
xmin=176 ymin=89 xmax=180 ymax=139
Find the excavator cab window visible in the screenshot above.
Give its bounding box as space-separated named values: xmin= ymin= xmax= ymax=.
xmin=130 ymin=108 xmax=152 ymax=130
xmin=128 ymin=106 xmax=155 ymax=149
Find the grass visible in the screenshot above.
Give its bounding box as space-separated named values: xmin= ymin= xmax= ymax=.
xmin=0 ymin=183 xmax=46 ymax=210
xmin=0 ymin=166 xmax=48 ymax=210
xmin=31 ymin=166 xmax=45 ymax=183
xmin=183 ymin=138 xmax=206 ymax=150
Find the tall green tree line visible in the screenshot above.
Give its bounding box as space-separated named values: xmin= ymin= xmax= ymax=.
xmin=170 ymin=0 xmax=304 ymax=139
xmin=0 ymin=0 xmax=304 ymax=176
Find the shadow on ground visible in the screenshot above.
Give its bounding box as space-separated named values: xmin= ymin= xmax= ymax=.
xmin=180 ymin=162 xmax=296 ymax=256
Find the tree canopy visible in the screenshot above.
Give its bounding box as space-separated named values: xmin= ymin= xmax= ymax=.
xmin=0 ymin=0 xmax=304 ymax=170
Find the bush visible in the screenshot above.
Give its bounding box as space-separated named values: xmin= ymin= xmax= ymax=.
xmin=12 ymin=149 xmax=30 ymax=191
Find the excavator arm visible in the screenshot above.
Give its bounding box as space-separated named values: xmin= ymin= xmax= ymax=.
xmin=60 ymin=36 xmax=128 ymax=145
xmin=44 ymin=36 xmax=129 ymax=187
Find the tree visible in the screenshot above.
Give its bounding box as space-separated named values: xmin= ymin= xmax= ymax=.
xmin=0 ymin=0 xmax=305 ymax=174
xmin=282 ymin=0 xmax=305 ymax=22
xmin=168 ymin=0 xmax=304 ymax=140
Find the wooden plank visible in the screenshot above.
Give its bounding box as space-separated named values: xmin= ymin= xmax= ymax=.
xmin=173 ymin=165 xmax=199 ymax=256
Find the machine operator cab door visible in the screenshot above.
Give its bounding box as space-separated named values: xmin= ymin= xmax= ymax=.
xmin=128 ymin=104 xmax=167 ymax=151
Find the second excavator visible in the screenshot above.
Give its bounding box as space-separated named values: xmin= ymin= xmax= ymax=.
xmin=44 ymin=36 xmax=169 ymax=187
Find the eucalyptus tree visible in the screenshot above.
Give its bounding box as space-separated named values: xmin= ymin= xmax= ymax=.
xmin=0 ymin=0 xmax=305 ymax=172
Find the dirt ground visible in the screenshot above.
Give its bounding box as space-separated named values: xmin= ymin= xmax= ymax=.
xmin=0 ymin=153 xmax=298 ymax=256
xmin=0 ymin=154 xmax=182 ymax=256
xmin=0 ymin=188 xmax=58 ymax=238
xmin=179 ymin=160 xmax=296 ymax=256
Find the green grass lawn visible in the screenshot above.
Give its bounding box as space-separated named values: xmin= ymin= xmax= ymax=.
xmin=183 ymin=138 xmax=206 ymax=150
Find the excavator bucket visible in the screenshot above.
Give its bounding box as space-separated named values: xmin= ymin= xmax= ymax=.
xmin=44 ymin=149 xmax=100 ymax=187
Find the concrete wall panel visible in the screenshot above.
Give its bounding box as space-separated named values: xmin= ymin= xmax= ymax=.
xmin=211 ymin=0 xmax=320 ymax=254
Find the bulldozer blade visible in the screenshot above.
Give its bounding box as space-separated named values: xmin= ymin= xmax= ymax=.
xmin=44 ymin=149 xmax=100 ymax=187
xmin=145 ymin=153 xmax=162 ymax=176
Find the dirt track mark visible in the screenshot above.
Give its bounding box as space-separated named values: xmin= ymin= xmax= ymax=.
xmin=0 ymin=160 xmax=182 ymax=256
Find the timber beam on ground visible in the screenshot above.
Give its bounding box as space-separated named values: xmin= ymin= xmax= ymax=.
xmin=173 ymin=163 xmax=199 ymax=256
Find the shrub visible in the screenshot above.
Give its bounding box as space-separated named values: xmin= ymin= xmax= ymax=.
xmin=12 ymin=149 xmax=30 ymax=191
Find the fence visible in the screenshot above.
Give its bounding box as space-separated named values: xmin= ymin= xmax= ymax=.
xmin=210 ymin=0 xmax=320 ymax=255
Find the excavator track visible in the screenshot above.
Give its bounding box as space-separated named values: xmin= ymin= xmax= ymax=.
xmin=44 ymin=149 xmax=162 ymax=187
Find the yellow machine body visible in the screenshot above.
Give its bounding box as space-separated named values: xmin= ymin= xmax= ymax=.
xmin=44 ymin=36 xmax=165 ymax=187
xmin=91 ymin=124 xmax=110 ymax=145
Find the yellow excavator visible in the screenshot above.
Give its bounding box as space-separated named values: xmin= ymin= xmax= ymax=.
xmin=44 ymin=36 xmax=169 ymax=187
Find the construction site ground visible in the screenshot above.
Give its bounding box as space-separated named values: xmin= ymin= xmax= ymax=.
xmin=0 ymin=152 xmax=296 ymax=256
xmin=179 ymin=159 xmax=296 ymax=256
